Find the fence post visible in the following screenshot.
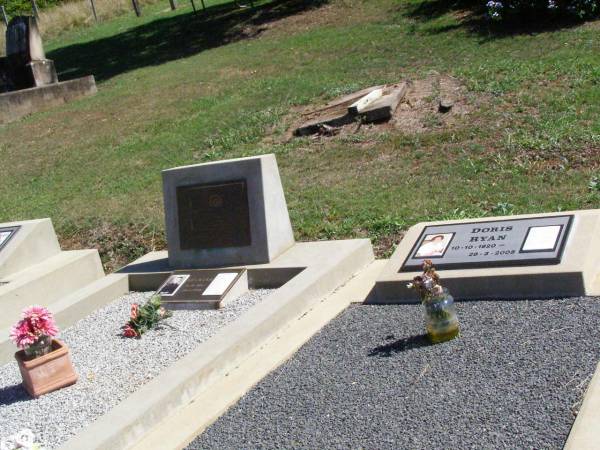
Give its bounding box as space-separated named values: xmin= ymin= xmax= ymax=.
xmin=168 ymin=0 xmax=177 ymax=10
xmin=89 ymin=0 xmax=98 ymax=21
xmin=131 ymin=0 xmax=141 ymax=16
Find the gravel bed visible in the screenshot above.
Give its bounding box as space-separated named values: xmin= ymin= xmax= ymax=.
xmin=191 ymin=297 xmax=600 ymax=450
xmin=0 ymin=289 xmax=272 ymax=449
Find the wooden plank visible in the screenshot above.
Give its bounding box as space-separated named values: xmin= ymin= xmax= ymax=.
xmin=301 ymin=85 xmax=385 ymax=118
xmin=359 ymin=82 xmax=408 ymax=123
xmin=348 ymin=88 xmax=383 ymax=116
xmin=294 ymin=112 xmax=354 ymax=136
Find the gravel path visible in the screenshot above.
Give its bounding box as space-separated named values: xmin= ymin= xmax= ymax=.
xmin=191 ymin=297 xmax=600 ymax=450
xmin=0 ymin=289 xmax=272 ymax=449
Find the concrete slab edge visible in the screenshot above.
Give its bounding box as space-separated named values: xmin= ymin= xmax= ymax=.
xmin=564 ymin=361 xmax=600 ymax=449
xmin=129 ymin=260 xmax=387 ymax=450
xmin=59 ymin=239 xmax=375 ymax=450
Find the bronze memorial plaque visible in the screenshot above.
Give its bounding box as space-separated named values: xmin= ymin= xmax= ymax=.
xmin=176 ymin=180 xmax=251 ymax=250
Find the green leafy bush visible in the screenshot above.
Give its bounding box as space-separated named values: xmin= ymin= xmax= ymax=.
xmin=1 ymin=0 xmax=65 ymax=18
xmin=486 ymin=0 xmax=599 ymax=21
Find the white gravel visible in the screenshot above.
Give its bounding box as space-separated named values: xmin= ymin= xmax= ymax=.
xmin=0 ymin=289 xmax=272 ymax=449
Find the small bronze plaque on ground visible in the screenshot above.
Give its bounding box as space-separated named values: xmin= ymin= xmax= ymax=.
xmin=176 ymin=180 xmax=251 ymax=250
xmin=400 ymin=215 xmax=573 ymax=272
xmin=0 ymin=226 xmax=20 ymax=252
xmin=156 ymin=268 xmax=248 ymax=310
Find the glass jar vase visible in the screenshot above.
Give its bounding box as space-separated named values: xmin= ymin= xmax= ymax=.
xmin=24 ymin=335 xmax=53 ymax=359
xmin=423 ymin=289 xmax=460 ymax=343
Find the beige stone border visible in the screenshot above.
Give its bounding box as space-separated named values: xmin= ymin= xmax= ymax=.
xmin=564 ymin=362 xmax=600 ymax=449
xmin=59 ymin=239 xmax=374 ymax=450
xmin=129 ymin=260 xmax=386 ymax=450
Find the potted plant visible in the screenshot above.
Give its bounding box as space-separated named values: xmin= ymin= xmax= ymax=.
xmin=10 ymin=306 xmax=77 ymax=398
xmin=407 ymin=260 xmax=460 ymax=343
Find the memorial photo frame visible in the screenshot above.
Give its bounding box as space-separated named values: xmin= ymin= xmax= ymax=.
xmin=413 ymin=232 xmax=455 ymax=259
xmin=520 ymin=225 xmax=563 ymax=253
xmin=157 ymin=274 xmax=190 ymax=297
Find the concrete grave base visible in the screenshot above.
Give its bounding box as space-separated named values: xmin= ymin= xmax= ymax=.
xmin=0 ymin=75 xmax=97 ymax=124
xmin=374 ymin=209 xmax=600 ymax=303
xmin=0 ymin=218 xmax=129 ymax=364
xmin=59 ymin=239 xmax=374 ymax=450
xmin=130 ymin=259 xmax=387 ymax=450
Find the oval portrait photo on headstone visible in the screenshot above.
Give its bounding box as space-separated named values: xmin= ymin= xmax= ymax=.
xmin=414 ymin=233 xmax=454 ymax=258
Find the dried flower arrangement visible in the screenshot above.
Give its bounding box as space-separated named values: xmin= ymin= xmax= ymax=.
xmin=122 ymin=295 xmax=172 ymax=338
xmin=407 ymin=260 xmax=460 ymax=343
xmin=406 ymin=259 xmax=444 ymax=303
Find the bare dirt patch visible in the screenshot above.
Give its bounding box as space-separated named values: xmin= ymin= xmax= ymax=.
xmin=280 ymin=73 xmax=477 ymax=143
xmin=393 ymin=73 xmax=472 ymax=133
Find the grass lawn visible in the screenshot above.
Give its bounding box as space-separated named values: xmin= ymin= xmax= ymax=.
xmin=1 ymin=0 xmax=599 ymax=270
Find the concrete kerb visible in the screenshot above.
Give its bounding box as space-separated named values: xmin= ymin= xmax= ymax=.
xmin=0 ymin=76 xmax=97 ymax=125
xmin=564 ymin=362 xmax=600 ymax=449
xmin=130 ymin=260 xmax=388 ymax=450
xmin=59 ymin=239 xmax=374 ymax=450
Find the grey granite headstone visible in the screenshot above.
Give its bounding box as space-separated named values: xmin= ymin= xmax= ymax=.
xmin=162 ymin=154 xmax=295 ymax=268
xmin=401 ymin=215 xmax=572 ymax=271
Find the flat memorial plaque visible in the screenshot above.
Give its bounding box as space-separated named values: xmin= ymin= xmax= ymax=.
xmin=156 ymin=268 xmax=247 ymax=309
xmin=176 ymin=180 xmax=251 ymax=251
xmin=0 ymin=226 xmax=20 ymax=252
xmin=400 ymin=215 xmax=573 ymax=272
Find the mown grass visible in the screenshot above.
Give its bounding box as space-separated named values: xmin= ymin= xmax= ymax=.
xmin=0 ymin=0 xmax=599 ymax=269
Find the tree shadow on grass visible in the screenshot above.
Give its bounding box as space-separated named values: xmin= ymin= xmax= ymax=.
xmin=0 ymin=383 xmax=31 ymax=406
xmin=48 ymin=0 xmax=328 ymax=83
xmin=401 ymin=0 xmax=588 ymax=40
xmin=368 ymin=333 xmax=433 ymax=357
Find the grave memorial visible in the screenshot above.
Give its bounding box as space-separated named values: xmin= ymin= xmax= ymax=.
xmin=0 ymin=16 xmax=97 ymax=124
xmin=1 ymin=16 xmax=57 ymax=91
xmin=157 ymin=268 xmax=248 ymax=309
xmin=162 ymin=154 xmax=295 ymax=268
xmin=375 ymin=209 xmax=600 ymax=302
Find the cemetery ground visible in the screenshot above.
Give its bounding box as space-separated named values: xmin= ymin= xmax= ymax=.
xmin=1 ymin=1 xmax=600 ymax=448
xmin=0 ymin=0 xmax=599 ymax=270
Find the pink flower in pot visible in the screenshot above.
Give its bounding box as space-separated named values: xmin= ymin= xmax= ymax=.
xmin=10 ymin=306 xmax=77 ymax=398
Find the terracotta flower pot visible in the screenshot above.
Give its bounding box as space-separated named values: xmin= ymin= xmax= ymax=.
xmin=15 ymin=339 xmax=78 ymax=398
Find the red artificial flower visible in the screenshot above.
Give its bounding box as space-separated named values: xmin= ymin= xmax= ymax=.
xmin=122 ymin=324 xmax=139 ymax=338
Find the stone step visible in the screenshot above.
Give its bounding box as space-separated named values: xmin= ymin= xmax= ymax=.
xmin=0 ymin=249 xmax=105 ymax=332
